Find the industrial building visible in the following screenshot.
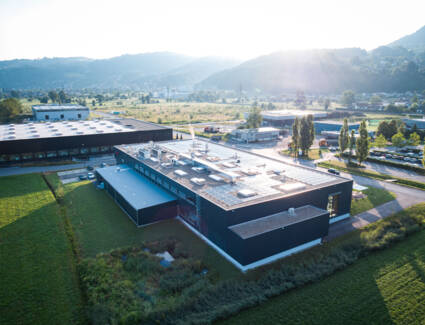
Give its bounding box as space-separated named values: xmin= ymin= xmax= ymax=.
xmin=314 ymin=121 xmax=360 ymax=134
xmin=260 ymin=110 xmax=328 ymax=127
xmin=230 ymin=127 xmax=280 ymax=143
xmin=32 ymin=104 xmax=90 ymax=121
xmin=98 ymin=139 xmax=353 ymax=271
xmin=0 ymin=118 xmax=171 ymax=163
xmin=403 ymin=118 xmax=425 ymax=130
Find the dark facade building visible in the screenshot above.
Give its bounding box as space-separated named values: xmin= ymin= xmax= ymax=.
xmin=100 ymin=139 xmax=352 ymax=271
xmin=0 ymin=118 xmax=171 ymax=163
xmin=314 ymin=121 xmax=360 ymax=134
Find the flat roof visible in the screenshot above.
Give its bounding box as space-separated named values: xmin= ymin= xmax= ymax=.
xmin=116 ymin=139 xmax=350 ymax=210
xmin=32 ymin=104 xmax=89 ymax=111
xmin=314 ymin=120 xmax=360 ymax=125
xmin=233 ymin=127 xmax=280 ymax=133
xmin=229 ymin=205 xmax=328 ymax=239
xmin=261 ymin=110 xmax=327 ymax=120
xmin=97 ymin=164 xmax=176 ymax=210
xmin=0 ymin=118 xmax=167 ymax=141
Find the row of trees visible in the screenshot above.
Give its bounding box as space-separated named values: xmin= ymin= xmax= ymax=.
xmin=338 ymin=118 xmax=369 ymax=165
xmin=291 ymin=115 xmax=315 ymax=157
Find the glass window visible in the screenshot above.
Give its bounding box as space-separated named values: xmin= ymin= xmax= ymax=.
xmin=60 ymin=114 xmax=64 ymax=119
xmin=81 ymin=148 xmax=89 ymax=154
xmin=45 ymin=115 xmax=49 ymax=120
xmin=35 ymin=152 xmax=45 ymax=159
xmin=78 ymin=113 xmax=81 ymax=118
xmin=46 ymin=151 xmax=57 ymax=158
xmin=22 ymin=153 xmax=33 ymax=160
xmin=90 ymin=147 xmax=99 ymax=153
xmin=69 ymin=148 xmax=79 ymax=155
xmin=327 ymin=193 xmax=340 ymax=218
xmin=58 ymin=150 xmax=69 ymax=157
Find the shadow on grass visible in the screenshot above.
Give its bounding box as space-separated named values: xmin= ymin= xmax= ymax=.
xmin=0 ymin=201 xmax=85 ymax=325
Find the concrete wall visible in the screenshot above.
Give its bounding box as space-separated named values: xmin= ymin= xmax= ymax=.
xmin=33 ymin=109 xmax=90 ymax=121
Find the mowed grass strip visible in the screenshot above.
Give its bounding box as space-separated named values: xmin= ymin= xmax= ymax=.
xmin=219 ymin=230 xmax=425 ymax=325
xmin=58 ymin=176 xmax=240 ymax=279
xmin=350 ymin=187 xmax=396 ymax=216
xmin=0 ymin=174 xmax=85 ymax=325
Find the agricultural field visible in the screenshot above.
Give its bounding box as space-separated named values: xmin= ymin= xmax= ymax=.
xmin=350 ymin=187 xmax=396 ymax=216
xmin=220 ymin=229 xmax=425 ymax=325
xmin=0 ymin=174 xmax=85 ymax=325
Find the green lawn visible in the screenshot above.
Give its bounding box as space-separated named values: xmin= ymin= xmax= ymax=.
xmin=57 ymin=176 xmax=239 ymax=279
xmin=282 ymin=148 xmax=328 ymax=160
xmin=219 ymin=229 xmax=425 ymax=325
xmin=0 ymin=174 xmax=85 ymax=325
xmin=318 ymin=160 xmax=425 ymax=191
xmin=351 ymin=187 xmax=396 ymax=216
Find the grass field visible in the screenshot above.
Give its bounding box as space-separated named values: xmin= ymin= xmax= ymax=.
xmin=281 ymin=148 xmax=329 ymax=160
xmin=219 ymin=229 xmax=425 ymax=325
xmin=351 ymin=187 xmax=396 ymax=216
xmin=319 ymin=160 xmax=425 ymax=191
xmin=0 ymin=174 xmax=85 ymax=325
xmin=53 ymin=175 xmax=240 ymax=279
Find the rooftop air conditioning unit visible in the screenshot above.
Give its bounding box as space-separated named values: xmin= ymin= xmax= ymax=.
xmin=288 ymin=208 xmax=295 ymax=216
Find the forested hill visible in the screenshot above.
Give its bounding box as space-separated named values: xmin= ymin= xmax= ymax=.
xmin=388 ymin=25 xmax=425 ymax=53
xmin=197 ymin=47 xmax=425 ymax=94
xmin=0 ymin=53 xmax=240 ymax=89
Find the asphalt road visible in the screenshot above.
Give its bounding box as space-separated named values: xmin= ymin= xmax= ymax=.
xmin=0 ymin=155 xmax=116 ymax=177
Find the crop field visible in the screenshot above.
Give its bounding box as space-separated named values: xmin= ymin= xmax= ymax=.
xmin=220 ymin=229 xmax=425 ymax=325
xmin=0 ymin=174 xmax=85 ymax=325
xmin=350 ymin=186 xmax=396 ymax=216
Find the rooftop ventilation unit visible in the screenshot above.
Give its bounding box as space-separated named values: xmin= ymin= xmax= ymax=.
xmin=7 ymin=136 xmax=16 ymax=139
xmin=237 ymin=189 xmax=257 ymax=198
xmin=209 ymin=174 xmax=223 ymax=182
xmin=190 ymin=177 xmax=206 ymax=186
xmin=192 ymin=167 xmax=205 ymax=173
xmin=174 ymin=169 xmax=187 ymax=177
xmin=55 ymin=133 xmax=63 ymax=136
xmin=288 ymin=208 xmax=296 ymax=216
xmin=76 ymin=131 xmax=84 ymax=135
xmin=278 ymin=182 xmax=306 ymax=193
xmin=222 ymin=162 xmax=236 ymax=168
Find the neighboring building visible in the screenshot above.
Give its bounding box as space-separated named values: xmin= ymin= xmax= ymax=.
xmin=32 ymin=104 xmax=90 ymax=121
xmin=0 ymin=119 xmax=171 ymax=163
xmin=403 ymin=118 xmax=425 ymax=130
xmin=230 ymin=127 xmax=280 ymax=143
xmin=260 ymin=110 xmax=328 ymax=127
xmin=98 ymin=139 xmax=353 ymax=271
xmin=314 ymin=121 xmax=360 ymax=134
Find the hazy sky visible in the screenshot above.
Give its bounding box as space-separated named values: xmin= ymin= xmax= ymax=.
xmin=0 ymin=0 xmax=424 ymax=61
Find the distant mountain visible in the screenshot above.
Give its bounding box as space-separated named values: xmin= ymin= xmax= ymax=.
xmin=0 ymin=53 xmax=240 ymax=89
xmin=197 ymin=48 xmax=425 ymax=94
xmin=388 ymin=25 xmax=425 ymax=53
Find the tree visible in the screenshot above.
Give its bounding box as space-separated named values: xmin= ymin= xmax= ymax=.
xmin=370 ymin=95 xmax=382 ymax=106
xmin=324 ymin=98 xmax=330 ymax=110
xmin=10 ymin=90 xmax=20 ymax=98
xmin=408 ymin=132 xmax=420 ymax=146
xmin=48 ymin=90 xmax=59 ymax=103
xmin=348 ymin=130 xmax=356 ymax=163
xmin=246 ymin=105 xmax=262 ymax=128
xmin=397 ymin=122 xmax=406 ymax=136
xmin=338 ymin=118 xmax=349 ymax=154
xmin=0 ymin=98 xmax=23 ymax=122
xmin=356 ymin=120 xmax=369 ymax=166
xmin=58 ymin=90 xmax=68 ymax=104
xmin=299 ymin=116 xmax=314 ymax=156
xmin=391 ymin=132 xmax=406 ymax=148
xmin=341 ymin=90 xmax=355 ymax=107
xmin=39 ymin=96 xmax=49 ymax=104
xmin=292 ymin=117 xmax=300 ymax=157
xmin=373 ymin=134 xmax=387 ymax=148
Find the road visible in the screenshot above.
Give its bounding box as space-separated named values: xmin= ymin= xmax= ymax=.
xmin=0 ymin=155 xmax=116 ymax=177
xmin=243 ymin=143 xmax=425 ymax=239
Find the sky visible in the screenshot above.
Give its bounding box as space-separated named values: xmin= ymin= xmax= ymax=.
xmin=0 ymin=0 xmax=424 ymax=61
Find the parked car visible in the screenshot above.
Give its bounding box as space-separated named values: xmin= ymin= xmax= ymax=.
xmin=79 ymin=174 xmax=88 ymax=180
xmin=87 ymin=172 xmax=95 ymax=180
xmin=87 ymin=165 xmax=94 ymax=171
xmin=100 ymin=162 xmax=107 ymax=168
xmin=327 ymin=168 xmax=340 ymax=175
